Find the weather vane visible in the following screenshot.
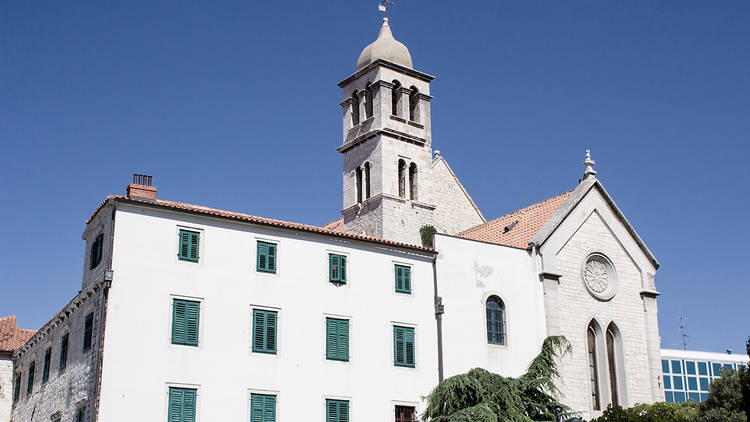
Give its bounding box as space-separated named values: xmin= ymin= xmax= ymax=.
xmin=378 ymin=0 xmax=395 ymax=17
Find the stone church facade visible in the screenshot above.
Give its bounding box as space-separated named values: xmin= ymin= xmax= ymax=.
xmin=9 ymin=17 xmax=662 ymax=422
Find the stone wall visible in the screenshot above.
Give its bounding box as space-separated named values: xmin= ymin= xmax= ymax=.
xmin=0 ymin=354 xmax=13 ymax=422
xmin=430 ymin=157 xmax=484 ymax=235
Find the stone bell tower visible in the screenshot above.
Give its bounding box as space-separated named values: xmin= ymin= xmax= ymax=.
xmin=338 ymin=17 xmax=437 ymax=246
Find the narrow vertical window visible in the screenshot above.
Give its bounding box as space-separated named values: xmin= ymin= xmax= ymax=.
xmin=398 ymin=159 xmax=406 ymax=198
xmin=83 ymin=312 xmax=94 ymax=352
xmin=250 ymin=393 xmax=277 ymax=422
xmin=326 ymin=399 xmax=349 ymax=422
xmin=395 ymin=405 xmax=415 ymax=422
xmin=76 ymin=406 xmax=86 ymax=422
xmin=13 ymin=373 xmax=21 ymax=404
xmin=89 ymin=233 xmax=104 ymax=270
xmin=351 ymin=92 xmax=360 ymax=126
xmin=172 ymin=299 xmax=200 ymax=346
xmin=364 ymin=162 xmax=371 ymax=199
xmin=355 ymin=167 xmax=363 ymax=204
xmin=607 ymin=324 xmax=620 ymax=407
xmin=486 ymin=296 xmax=506 ymax=345
xmin=26 ymin=361 xmax=35 ymax=395
xmin=178 ymin=229 xmax=200 ymax=262
xmin=256 ymin=241 xmax=277 ymax=273
xmin=364 ymin=83 xmax=373 ymax=119
xmin=42 ymin=348 xmax=51 ymax=383
xmin=168 ymin=387 xmax=197 ymax=422
xmin=394 ymin=265 xmax=411 ymax=294
xmin=329 ymin=254 xmax=347 ymax=284
xmin=588 ymin=323 xmax=601 ymax=411
xmin=59 ymin=332 xmax=69 ymax=371
xmin=408 ymin=163 xmax=418 ymax=201
xmin=393 ymin=326 xmax=415 ymax=367
xmin=326 ymin=318 xmax=349 ymax=361
xmin=252 ymin=309 xmax=278 ymax=354
xmin=391 ymin=80 xmax=402 ymax=116
xmin=408 ymin=87 xmax=419 ymax=122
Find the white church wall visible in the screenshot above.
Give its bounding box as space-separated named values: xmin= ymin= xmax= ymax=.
xmin=96 ymin=203 xmax=439 ymax=422
xmin=539 ymin=187 xmax=660 ymax=419
xmin=434 ymin=234 xmax=548 ymax=379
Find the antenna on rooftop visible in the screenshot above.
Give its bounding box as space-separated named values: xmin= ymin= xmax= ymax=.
xmin=680 ymin=316 xmax=690 ymax=351
xmin=378 ymin=0 xmax=395 ymax=17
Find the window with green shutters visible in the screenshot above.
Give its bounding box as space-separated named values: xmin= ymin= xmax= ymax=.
xmin=59 ymin=332 xmax=69 ymax=372
xmin=76 ymin=406 xmax=86 ymax=422
xmin=42 ymin=348 xmax=51 ymax=383
xmin=256 ymin=241 xmax=277 ymax=273
xmin=172 ymin=299 xmax=200 ymax=346
xmin=326 ymin=318 xmax=349 ymax=361
xmin=89 ymin=233 xmax=103 ymax=270
xmin=252 ymin=309 xmax=277 ymax=354
xmin=168 ymin=387 xmax=196 ymax=422
xmin=393 ymin=326 xmax=415 ymax=368
xmin=13 ymin=373 xmax=20 ymax=404
xmin=394 ymin=265 xmax=411 ymax=294
xmin=26 ymin=361 xmax=35 ymax=395
xmin=83 ymin=312 xmax=94 ymax=352
xmin=326 ymin=399 xmax=349 ymax=422
xmin=329 ymin=254 xmax=346 ymax=284
xmin=178 ymin=229 xmax=200 ymax=262
xmin=250 ymin=393 xmax=276 ymax=422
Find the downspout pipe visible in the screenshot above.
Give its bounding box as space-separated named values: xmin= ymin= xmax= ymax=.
xmin=432 ymin=238 xmax=444 ymax=383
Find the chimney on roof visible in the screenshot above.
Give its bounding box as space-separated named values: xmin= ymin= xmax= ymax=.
xmin=126 ymin=173 xmax=157 ymax=200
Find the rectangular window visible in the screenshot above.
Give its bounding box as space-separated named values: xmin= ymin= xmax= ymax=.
xmin=699 ymin=377 xmax=709 ymax=391
xmin=168 ymin=387 xmax=197 ymax=422
xmin=698 ymin=361 xmax=708 ymax=376
xmin=172 ymin=299 xmax=200 ymax=346
xmin=13 ymin=373 xmax=21 ymax=404
xmin=89 ymin=233 xmax=104 ymax=270
xmin=26 ymin=361 xmax=35 ymax=395
xmin=393 ymin=326 xmax=415 ymax=368
xmin=395 ymin=405 xmax=415 ymax=422
xmin=178 ymin=229 xmax=200 ymax=262
xmin=42 ymin=348 xmax=51 ymax=383
xmin=76 ymin=406 xmax=86 ymax=422
xmin=688 ymin=376 xmax=698 ymax=391
xmin=686 ymin=361 xmax=696 ymax=375
xmin=256 ymin=241 xmax=277 ymax=273
xmin=672 ymin=375 xmax=683 ymax=390
xmin=326 ymin=399 xmax=349 ymax=422
xmin=671 ymin=360 xmax=682 ymax=374
xmin=664 ymin=391 xmax=674 ymax=403
xmin=688 ymin=392 xmax=700 ymax=403
xmin=250 ymin=393 xmax=276 ymax=422
xmin=712 ymin=363 xmax=722 ymax=377
xmin=59 ymin=333 xmax=69 ymax=371
xmin=394 ymin=265 xmax=411 ymax=294
xmin=252 ymin=309 xmax=277 ymax=354
xmin=662 ymin=359 xmax=670 ymax=374
xmin=329 ymin=254 xmax=346 ymax=284
xmin=326 ymin=318 xmax=349 ymax=361
xmin=663 ymin=376 xmax=671 ymax=389
xmin=83 ymin=312 xmax=94 ymax=352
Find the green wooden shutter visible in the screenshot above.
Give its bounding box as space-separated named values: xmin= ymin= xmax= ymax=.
xmin=394 ymin=327 xmax=404 ymax=365
xmin=267 ymin=243 xmax=276 ymax=272
xmin=405 ymin=327 xmax=415 ymax=366
xmin=250 ymin=394 xmax=263 ymax=422
xmin=183 ymin=389 xmax=196 ymax=422
xmin=253 ymin=309 xmax=277 ymax=354
xmin=326 ymin=399 xmax=349 ymax=422
xmin=395 ymin=265 xmax=411 ymax=293
xmin=172 ymin=299 xmax=199 ymax=346
xmin=169 ymin=388 xmax=196 ymax=422
xmin=326 ymin=318 xmax=349 ymax=361
xmin=251 ymin=394 xmax=276 ymax=422
xmin=253 ymin=310 xmax=265 ymax=352
xmin=395 ymin=266 xmax=403 ymax=292
xmin=257 ymin=242 xmax=277 ymax=273
xmin=326 ymin=318 xmax=338 ymax=360
xmin=403 ymin=266 xmax=411 ymax=293
xmin=178 ymin=230 xmax=199 ymax=262
xmin=185 ymin=301 xmax=200 ymax=346
xmin=265 ymin=311 xmax=277 ymax=353
xmin=339 ymin=401 xmax=349 ymax=422
xmin=338 ymin=319 xmax=349 ymax=361
xmin=394 ymin=326 xmax=415 ymax=367
xmin=329 ymin=254 xmax=346 ymax=283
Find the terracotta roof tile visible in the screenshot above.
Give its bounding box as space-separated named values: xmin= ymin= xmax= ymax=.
xmin=457 ymin=191 xmax=572 ymax=249
xmin=0 ymin=316 xmax=35 ymax=352
xmin=321 ymin=218 xmax=345 ymax=233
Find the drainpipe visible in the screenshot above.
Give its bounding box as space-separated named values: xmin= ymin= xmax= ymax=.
xmin=432 ymin=253 xmax=445 ymax=383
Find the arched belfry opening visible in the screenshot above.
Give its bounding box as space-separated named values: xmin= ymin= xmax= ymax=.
xmin=398 ymin=159 xmax=407 ymax=198
xmin=408 ymin=86 xmax=419 ymax=122
xmin=355 ymin=167 xmax=363 ymax=204
xmin=351 ymin=91 xmax=360 ymax=125
xmin=409 ymin=163 xmax=418 ymax=200
xmin=391 ymin=80 xmax=402 ymax=116
xmin=365 ymin=82 xmax=374 ymax=119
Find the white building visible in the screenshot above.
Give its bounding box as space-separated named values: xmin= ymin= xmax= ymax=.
xmin=660 ymin=349 xmax=748 ymax=404
xmin=11 ymin=16 xmax=670 ymax=422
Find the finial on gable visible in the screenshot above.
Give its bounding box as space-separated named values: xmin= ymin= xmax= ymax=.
xmin=582 ymin=149 xmax=597 ymax=180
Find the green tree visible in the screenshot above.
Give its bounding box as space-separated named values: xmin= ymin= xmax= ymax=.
xmin=590 ymin=402 xmax=699 ymax=422
xmin=420 ymin=225 xmax=437 ymax=248
xmin=699 ymin=368 xmax=747 ymax=422
xmin=422 ymin=336 xmax=571 ymax=422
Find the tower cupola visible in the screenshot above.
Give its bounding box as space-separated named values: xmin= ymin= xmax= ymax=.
xmin=357 ymin=18 xmax=413 ymax=70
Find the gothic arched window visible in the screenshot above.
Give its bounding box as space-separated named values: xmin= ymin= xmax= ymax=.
xmin=355 ymin=167 xmax=363 ymax=204
xmin=392 ymin=80 xmax=402 ymax=117
xmin=485 ymin=296 xmax=506 ymax=345
xmin=365 ymin=83 xmax=374 ymax=119
xmin=351 ymin=91 xmax=360 ymax=126
xmin=588 ymin=321 xmax=601 ymax=411
xmin=606 ymin=323 xmax=621 ymax=407
xmin=364 ymin=162 xmax=371 ymax=199
xmin=398 ymin=159 xmax=406 ymax=198
xmin=409 ymin=163 xmax=418 ymax=201
xmin=409 ymin=86 xmax=419 ymax=122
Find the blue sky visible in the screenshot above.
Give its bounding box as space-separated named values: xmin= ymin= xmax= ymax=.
xmin=1 ymin=1 xmax=748 ymax=354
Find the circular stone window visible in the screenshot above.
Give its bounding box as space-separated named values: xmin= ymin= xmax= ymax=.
xmin=581 ymin=253 xmax=618 ymax=301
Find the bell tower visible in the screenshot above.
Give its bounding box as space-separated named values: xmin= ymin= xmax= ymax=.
xmin=338 ymin=17 xmax=437 ymax=246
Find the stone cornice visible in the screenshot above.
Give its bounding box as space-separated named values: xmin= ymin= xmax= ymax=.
xmin=639 ymin=289 xmax=661 ymax=298
xmin=338 ymin=59 xmax=435 ymax=88
xmin=338 ymin=128 xmax=427 ymax=153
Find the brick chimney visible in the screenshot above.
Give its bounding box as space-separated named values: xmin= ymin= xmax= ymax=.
xmin=126 ymin=174 xmax=157 ymax=200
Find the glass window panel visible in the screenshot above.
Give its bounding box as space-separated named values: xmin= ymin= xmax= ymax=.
xmin=664 ymin=376 xmax=672 ymax=389
xmin=688 ymin=392 xmax=701 ymax=403
xmin=712 ymin=363 xmax=721 ymax=376
xmin=698 ymin=362 xmax=708 ymax=376
xmin=662 ymin=359 xmax=670 ymax=374
xmin=672 ymin=360 xmax=682 ymax=374
xmin=723 ymin=364 xmax=733 ymax=371
xmin=700 ymin=393 xmax=709 ymax=402
xmin=665 ymin=391 xmax=674 ymax=403
xmin=699 ymin=378 xmax=709 ymax=391
xmin=686 ymin=361 xmax=696 ymax=375
xmin=688 ymin=377 xmax=697 ymax=391
xmin=740 ymin=365 xmax=747 ymax=371
xmin=673 ymin=376 xmax=683 ymax=390
xmin=674 ymin=391 xmax=686 ymax=403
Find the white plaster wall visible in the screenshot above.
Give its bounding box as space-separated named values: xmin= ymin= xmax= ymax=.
xmin=97 ymin=204 xmax=439 ymax=421
xmin=0 ymin=356 xmax=12 ymax=422
xmin=434 ymin=234 xmax=548 ymax=379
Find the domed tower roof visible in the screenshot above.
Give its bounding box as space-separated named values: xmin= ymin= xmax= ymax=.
xmin=357 ymin=17 xmax=413 ymax=70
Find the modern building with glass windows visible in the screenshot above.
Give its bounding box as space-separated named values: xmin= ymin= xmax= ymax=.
xmin=661 ymin=349 xmax=749 ymax=404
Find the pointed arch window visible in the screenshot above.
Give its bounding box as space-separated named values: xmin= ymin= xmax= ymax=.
xmin=398 ymin=159 xmax=406 ymax=198
xmin=409 ymin=87 xmax=419 ymax=122
xmin=355 ymin=167 xmax=363 ymax=204
xmin=392 ymin=80 xmax=402 ymax=116
xmin=365 ymin=83 xmax=374 ymax=119
xmin=486 ymin=296 xmax=506 ymax=345
xmin=351 ymin=92 xmax=360 ymax=126
xmin=607 ymin=323 xmax=621 ymax=407
xmin=364 ymin=162 xmax=371 ymax=199
xmin=409 ymin=163 xmax=418 ymax=201
xmin=588 ymin=322 xmax=601 ymax=411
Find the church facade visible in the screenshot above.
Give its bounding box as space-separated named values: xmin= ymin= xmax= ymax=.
xmin=10 ymin=18 xmax=662 ymax=422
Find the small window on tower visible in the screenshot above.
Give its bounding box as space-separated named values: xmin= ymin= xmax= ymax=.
xmin=364 ymin=162 xmax=371 ymax=199
xmin=398 ymin=159 xmax=406 ymax=198
xmin=391 ymin=80 xmax=402 ymax=116
xmin=409 ymin=86 xmax=419 ymax=122
xmin=355 ymin=167 xmax=363 ymax=204
xmin=351 ymin=92 xmax=360 ymax=125
xmin=89 ymin=233 xmax=103 ymax=270
xmin=409 ymin=163 xmax=418 ymax=201
xmin=365 ymin=82 xmax=374 ymax=119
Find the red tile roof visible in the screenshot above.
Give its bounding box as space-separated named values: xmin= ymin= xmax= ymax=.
xmin=90 ymin=196 xmax=433 ymax=253
xmin=0 ymin=316 xmax=35 ymax=352
xmin=321 ymin=218 xmax=345 ymax=233
xmin=457 ymin=191 xmax=572 ymax=249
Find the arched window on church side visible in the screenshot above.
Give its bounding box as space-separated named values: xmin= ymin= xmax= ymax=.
xmin=409 ymin=86 xmax=419 ymax=122
xmin=364 ymin=162 xmax=371 ymax=199
xmin=409 ymin=163 xmax=418 ymax=201
xmin=588 ymin=322 xmax=601 ymax=411
xmin=351 ymin=91 xmax=360 ymax=126
xmin=365 ymin=83 xmax=374 ymax=119
xmin=486 ymin=296 xmax=506 ymax=345
xmin=398 ymin=159 xmax=406 ymax=198
xmin=355 ymin=167 xmax=363 ymax=204
xmin=392 ymin=80 xmax=402 ymax=116
xmin=607 ymin=323 xmax=620 ymax=407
